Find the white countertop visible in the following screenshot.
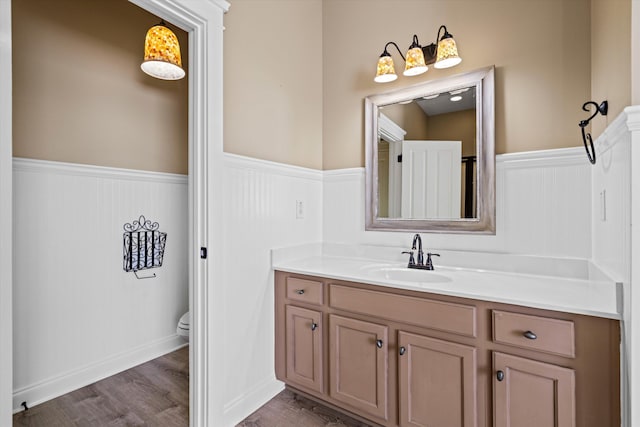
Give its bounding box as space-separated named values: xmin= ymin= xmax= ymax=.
xmin=271 ymin=245 xmax=622 ymax=320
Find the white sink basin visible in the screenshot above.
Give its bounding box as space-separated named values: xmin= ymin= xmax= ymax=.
xmin=364 ymin=266 xmax=452 ymax=284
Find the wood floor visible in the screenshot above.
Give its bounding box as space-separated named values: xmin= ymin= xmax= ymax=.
xmin=236 ymin=389 xmax=372 ymax=427
xmin=13 ymin=347 xmax=370 ymax=427
xmin=13 ymin=346 xmax=189 ymax=427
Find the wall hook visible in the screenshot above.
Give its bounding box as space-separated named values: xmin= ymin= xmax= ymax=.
xmin=578 ymin=100 xmax=608 ymax=165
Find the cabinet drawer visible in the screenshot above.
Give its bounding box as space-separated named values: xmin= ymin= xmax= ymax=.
xmin=286 ymin=277 xmax=323 ymax=306
xmin=329 ymin=284 xmax=476 ymax=337
xmin=493 ymin=310 xmax=575 ymax=358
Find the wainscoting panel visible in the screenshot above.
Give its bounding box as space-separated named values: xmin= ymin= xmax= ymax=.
xmin=12 ymin=159 xmax=188 ymax=411
xmin=591 ymin=106 xmax=640 ymax=427
xmin=221 ymin=154 xmax=323 ymax=426
xmin=323 ymin=147 xmax=592 ymax=259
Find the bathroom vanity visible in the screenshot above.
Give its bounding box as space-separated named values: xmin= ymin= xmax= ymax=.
xmin=273 ymin=251 xmax=621 ymax=427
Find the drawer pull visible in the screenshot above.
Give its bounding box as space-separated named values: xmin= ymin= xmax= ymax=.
xmin=376 ymin=339 xmax=383 ymax=349
xmin=399 ymin=346 xmax=406 ymax=356
xmin=523 ymin=330 xmax=537 ymax=340
xmin=496 ymin=370 xmax=505 ymax=381
xmin=296 ymin=289 xmax=305 ymax=295
xmin=310 ymin=322 xmax=318 ymax=331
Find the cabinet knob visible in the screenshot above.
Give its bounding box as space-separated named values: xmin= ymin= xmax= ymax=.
xmin=296 ymin=289 xmax=305 ymax=295
xmin=496 ymin=370 xmax=505 ymax=381
xmin=523 ymin=330 xmax=537 ymax=340
xmin=311 ymin=322 xmax=318 ymax=331
xmin=399 ymin=346 xmax=406 ymax=356
xmin=376 ymin=339 xmax=383 ymax=349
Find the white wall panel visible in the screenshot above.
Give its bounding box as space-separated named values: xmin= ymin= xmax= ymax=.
xmin=323 ymin=148 xmax=591 ymax=259
xmin=12 ymin=159 xmax=188 ymax=411
xmin=221 ymin=154 xmax=323 ymax=425
xmin=592 ymin=105 xmax=640 ymax=427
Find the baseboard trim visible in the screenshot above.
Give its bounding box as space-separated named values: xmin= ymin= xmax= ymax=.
xmin=12 ymin=335 xmax=187 ymax=413
xmin=223 ymin=376 xmax=285 ymax=427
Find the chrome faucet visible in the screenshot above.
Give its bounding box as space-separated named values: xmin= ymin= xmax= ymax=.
xmin=401 ymin=234 xmax=440 ymax=270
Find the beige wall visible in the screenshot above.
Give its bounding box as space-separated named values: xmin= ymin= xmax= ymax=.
xmin=427 ymin=109 xmax=476 ymax=158
xmin=590 ymin=0 xmax=631 ymax=138
xmin=323 ymin=0 xmax=591 ymax=169
xmin=223 ymin=0 xmax=323 ymax=170
xmin=12 ymin=0 xmax=189 ymax=174
xmin=381 ymin=103 xmax=429 ymax=140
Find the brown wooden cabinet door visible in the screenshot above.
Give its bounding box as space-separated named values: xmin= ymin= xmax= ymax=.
xmin=329 ymin=314 xmax=388 ymax=421
xmin=493 ymin=352 xmax=575 ymax=427
xmin=285 ymin=305 xmax=323 ymax=393
xmin=398 ymin=331 xmax=477 ymax=427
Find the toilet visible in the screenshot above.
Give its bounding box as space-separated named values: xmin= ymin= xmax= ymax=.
xmin=177 ymin=311 xmax=190 ymax=341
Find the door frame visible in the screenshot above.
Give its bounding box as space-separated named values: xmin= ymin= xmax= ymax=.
xmin=0 ymin=0 xmax=229 ymax=425
xmin=0 ymin=0 xmax=13 ymax=424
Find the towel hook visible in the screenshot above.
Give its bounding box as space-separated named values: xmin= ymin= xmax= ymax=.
xmin=578 ymin=100 xmax=608 ymax=165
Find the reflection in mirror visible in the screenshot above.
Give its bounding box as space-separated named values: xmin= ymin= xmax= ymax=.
xmin=365 ymin=66 xmax=495 ymax=233
xmin=377 ymin=87 xmax=477 ymax=220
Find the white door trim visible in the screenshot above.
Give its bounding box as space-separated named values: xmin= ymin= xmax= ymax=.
xmin=127 ymin=1 xmax=229 ymax=425
xmin=0 ymin=0 xmax=13 ymax=424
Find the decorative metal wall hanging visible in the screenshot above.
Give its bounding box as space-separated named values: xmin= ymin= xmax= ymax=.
xmin=578 ymin=100 xmax=608 ymax=165
xmin=123 ymin=215 xmax=167 ymax=279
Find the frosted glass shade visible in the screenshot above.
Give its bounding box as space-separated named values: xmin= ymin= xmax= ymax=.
xmin=403 ymin=46 xmax=428 ymax=76
xmin=375 ymin=55 xmax=398 ymax=83
xmin=141 ymin=24 xmax=185 ymax=80
xmin=434 ymin=36 xmax=462 ymax=69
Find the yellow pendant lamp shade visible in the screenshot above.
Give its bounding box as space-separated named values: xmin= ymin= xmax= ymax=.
xmin=403 ymin=35 xmax=428 ymax=76
xmin=434 ymin=31 xmax=462 ymax=69
xmin=375 ymin=54 xmax=398 ymax=83
xmin=141 ymin=23 xmax=185 ymax=80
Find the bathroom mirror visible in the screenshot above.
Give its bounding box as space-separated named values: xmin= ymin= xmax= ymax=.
xmin=365 ymin=66 xmax=495 ymax=233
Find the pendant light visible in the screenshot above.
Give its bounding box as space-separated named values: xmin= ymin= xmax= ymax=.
xmin=434 ymin=25 xmax=462 ymax=69
xmin=375 ymin=42 xmax=401 ymax=83
xmin=403 ymin=35 xmax=428 ymax=76
xmin=141 ymin=20 xmax=185 ymax=80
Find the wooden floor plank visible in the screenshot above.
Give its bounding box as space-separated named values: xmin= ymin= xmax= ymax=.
xmin=236 ymin=389 xmax=372 ymax=427
xmin=13 ymin=346 xmax=189 ymax=427
xmin=14 ymin=347 xmax=370 ymax=426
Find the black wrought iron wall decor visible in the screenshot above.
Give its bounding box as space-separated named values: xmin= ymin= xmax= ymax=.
xmin=123 ymin=215 xmax=167 ymax=279
xmin=579 ymin=100 xmax=608 ymax=165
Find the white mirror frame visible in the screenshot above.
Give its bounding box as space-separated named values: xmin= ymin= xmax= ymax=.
xmin=365 ymin=66 xmax=496 ymax=234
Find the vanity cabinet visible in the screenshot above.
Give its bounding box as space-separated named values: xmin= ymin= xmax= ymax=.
xmin=493 ymin=352 xmax=575 ymax=427
xmin=491 ymin=310 xmax=577 ymax=427
xmin=274 ymin=271 xmax=620 ymax=427
xmin=285 ymin=305 xmax=323 ymax=393
xmin=329 ymin=314 xmax=389 ymax=420
xmin=398 ymin=331 xmax=477 ymax=427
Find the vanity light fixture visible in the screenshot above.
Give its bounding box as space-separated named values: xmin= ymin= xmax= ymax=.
xmin=141 ymin=20 xmax=185 ymax=80
xmin=374 ymin=25 xmax=462 ymax=83
xmin=450 ymin=95 xmax=463 ymax=102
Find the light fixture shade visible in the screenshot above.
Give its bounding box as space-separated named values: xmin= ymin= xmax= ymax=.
xmin=403 ymin=46 xmax=428 ymax=76
xmin=141 ymin=24 xmax=185 ymax=80
xmin=375 ymin=55 xmax=398 ymax=83
xmin=434 ymin=36 xmax=462 ymax=69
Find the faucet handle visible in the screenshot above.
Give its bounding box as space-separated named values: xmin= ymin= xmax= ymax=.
xmin=401 ymin=250 xmax=416 ymax=266
xmin=425 ymin=253 xmax=440 ymax=270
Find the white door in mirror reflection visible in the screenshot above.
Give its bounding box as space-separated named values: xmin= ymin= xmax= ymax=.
xmin=401 ymin=140 xmax=461 ymax=219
